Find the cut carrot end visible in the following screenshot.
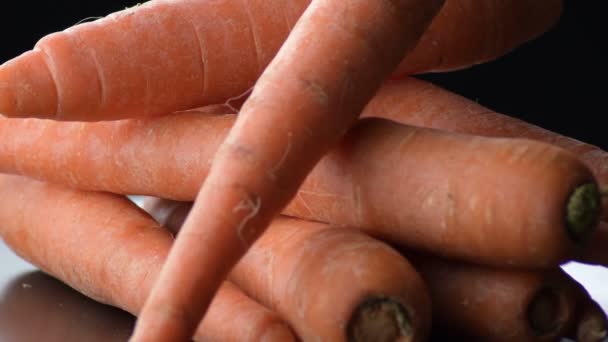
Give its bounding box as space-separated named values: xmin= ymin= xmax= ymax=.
xmin=577 ymin=301 xmax=608 ymax=342
xmin=527 ymin=288 xmax=566 ymax=337
xmin=347 ymin=297 xmax=413 ymax=342
xmin=566 ymin=183 xmax=602 ymax=242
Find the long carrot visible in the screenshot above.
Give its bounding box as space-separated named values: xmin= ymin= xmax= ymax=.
xmin=0 ymin=174 xmax=295 ymax=342
xmin=0 ymin=1 xmax=561 ymax=120
xmin=134 ymin=1 xmax=447 ymax=340
xmin=408 ymin=253 xmax=579 ymax=341
xmin=142 ymin=198 xmax=432 ymax=342
xmin=361 ymin=77 xmax=608 ymax=218
xmin=1 ymin=113 xmax=600 ymax=267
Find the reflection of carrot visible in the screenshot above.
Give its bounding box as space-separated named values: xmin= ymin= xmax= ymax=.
xmin=0 ymin=272 xmax=133 ymax=342
xmin=1 ymin=114 xmax=600 ymax=267
xmin=0 ymin=1 xmax=562 ymax=120
xmin=362 ymin=77 xmax=608 ymax=218
xmin=0 ymin=175 xmax=295 ymax=342
xmin=407 ymin=253 xmax=578 ymax=341
xmin=142 ymin=198 xmax=432 ymax=342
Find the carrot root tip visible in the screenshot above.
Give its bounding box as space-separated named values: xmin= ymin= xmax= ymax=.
xmin=527 ymin=288 xmax=566 ymax=337
xmin=566 ymin=183 xmax=602 ymax=242
xmin=347 ymin=297 xmax=413 ymax=342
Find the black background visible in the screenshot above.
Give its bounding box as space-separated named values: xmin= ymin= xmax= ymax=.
xmin=1 ymin=1 xmax=605 ymax=148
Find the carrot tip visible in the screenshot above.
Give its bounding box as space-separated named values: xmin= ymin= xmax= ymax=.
xmin=347 ymin=297 xmax=413 ymax=342
xmin=566 ymin=183 xmax=602 ymax=242
xmin=527 ymin=288 xmax=566 ymax=337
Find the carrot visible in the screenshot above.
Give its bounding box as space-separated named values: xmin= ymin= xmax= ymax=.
xmin=393 ymin=0 xmax=564 ymax=75
xmin=407 ymin=253 xmax=579 ymax=341
xmin=0 ymin=1 xmax=561 ymax=120
xmin=1 ymin=114 xmax=601 ymax=267
xmin=142 ymin=198 xmax=432 ymax=342
xmin=134 ymin=0 xmax=447 ymax=339
xmin=361 ymin=77 xmax=608 ymax=218
xmin=573 ymin=298 xmax=608 ymax=342
xmin=574 ymin=222 xmax=608 ymax=267
xmin=0 ymin=174 xmax=295 ymax=342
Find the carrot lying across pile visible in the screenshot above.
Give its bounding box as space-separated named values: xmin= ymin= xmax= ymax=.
xmin=0 ymin=112 xmax=601 ymax=267
xmin=0 ymin=1 xmax=562 ymax=120
xmin=0 ymin=175 xmax=432 ymax=342
xmin=0 ymin=174 xmax=295 ymax=342
xmin=361 ymin=77 xmax=608 ymax=218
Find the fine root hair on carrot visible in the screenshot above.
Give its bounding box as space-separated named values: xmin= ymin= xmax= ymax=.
xmin=566 ymin=183 xmax=602 ymax=242
xmin=347 ymin=297 xmax=412 ymax=342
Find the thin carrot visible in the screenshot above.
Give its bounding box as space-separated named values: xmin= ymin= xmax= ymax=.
xmin=0 ymin=114 xmax=600 ymax=267
xmin=361 ymin=77 xmax=608 ymax=218
xmin=407 ymin=253 xmax=579 ymax=341
xmin=134 ymin=1 xmax=446 ymax=340
xmin=0 ymin=174 xmax=295 ymax=342
xmin=0 ymin=1 xmax=561 ymax=120
xmin=142 ymin=198 xmax=432 ymax=342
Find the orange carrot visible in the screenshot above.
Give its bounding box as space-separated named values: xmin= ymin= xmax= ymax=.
xmin=361 ymin=77 xmax=608 ymax=218
xmin=408 ymin=254 xmax=579 ymax=341
xmin=1 ymin=114 xmax=601 ymax=267
xmin=0 ymin=1 xmax=561 ymax=120
xmin=142 ymin=198 xmax=432 ymax=342
xmin=0 ymin=174 xmax=295 ymax=342
xmin=134 ymin=1 xmax=446 ymax=340
xmin=393 ymin=0 xmax=564 ymax=75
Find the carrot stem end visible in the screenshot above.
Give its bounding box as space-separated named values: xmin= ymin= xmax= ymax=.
xmin=347 ymin=297 xmax=413 ymax=342
xmin=566 ymin=183 xmax=602 ymax=242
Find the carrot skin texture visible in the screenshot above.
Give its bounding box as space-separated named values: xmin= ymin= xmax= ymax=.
xmin=0 ymin=114 xmax=598 ymax=267
xmin=0 ymin=175 xmax=295 ymax=342
xmin=362 ymin=77 xmax=608 ymax=219
xmin=0 ymin=1 xmax=562 ymax=120
xmin=143 ymin=199 xmax=432 ymax=342
xmin=133 ymin=1 xmax=445 ymax=340
xmin=408 ymin=254 xmax=578 ymax=341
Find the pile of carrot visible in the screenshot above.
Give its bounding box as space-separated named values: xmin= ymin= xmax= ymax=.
xmin=1 ymin=0 xmax=606 ymax=341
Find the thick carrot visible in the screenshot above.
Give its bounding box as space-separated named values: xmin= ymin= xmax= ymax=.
xmin=361 ymin=77 xmax=608 ymax=218
xmin=0 ymin=114 xmax=600 ymax=267
xmin=0 ymin=174 xmax=295 ymax=342
xmin=408 ymin=253 xmax=579 ymax=341
xmin=0 ymin=1 xmax=561 ymax=120
xmin=134 ymin=1 xmax=446 ymax=340
xmin=142 ymin=198 xmax=432 ymax=342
